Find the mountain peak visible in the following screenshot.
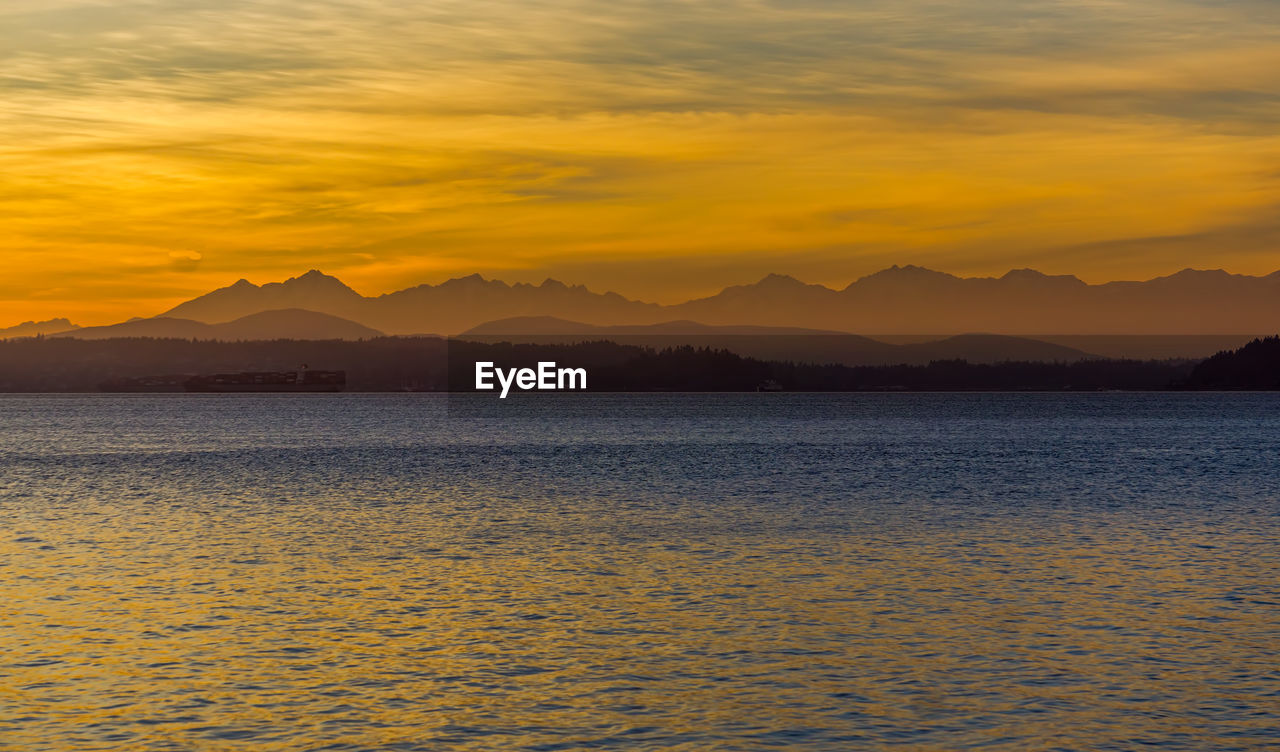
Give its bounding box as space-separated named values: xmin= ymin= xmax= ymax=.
xmin=851 ymin=264 xmax=957 ymax=287
xmin=1001 ymin=268 xmax=1048 ymax=279
xmin=1144 ymin=268 xmax=1239 ymax=286
xmin=283 ymin=269 xmax=349 ymax=286
xmin=454 ymin=273 xmax=487 ymax=283
xmin=754 ymin=273 xmax=809 ymax=289
xmin=1172 ymin=267 xmax=1229 ymax=277
xmin=877 ymin=264 xmax=947 ymax=276
xmin=163 ymin=269 xmax=362 ymax=323
xmin=999 ymin=268 xmax=1086 ymax=285
xmin=267 ymin=270 xmax=361 ymax=299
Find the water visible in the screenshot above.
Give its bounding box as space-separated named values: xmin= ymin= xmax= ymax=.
xmin=1 ymin=393 xmax=1277 ymax=751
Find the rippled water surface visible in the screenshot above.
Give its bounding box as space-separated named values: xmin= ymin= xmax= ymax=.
xmin=2 ymin=393 xmax=1278 ymax=750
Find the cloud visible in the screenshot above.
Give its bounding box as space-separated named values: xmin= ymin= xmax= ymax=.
xmin=3 ymin=0 xmax=1276 ymax=121
xmin=2 ymin=0 xmax=1280 ymax=322
xmin=168 ymin=249 xmax=203 ymax=271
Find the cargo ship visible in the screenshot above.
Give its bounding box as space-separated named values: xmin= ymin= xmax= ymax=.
xmin=184 ymin=366 xmax=346 ymax=393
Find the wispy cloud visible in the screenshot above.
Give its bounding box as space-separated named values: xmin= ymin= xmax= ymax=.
xmin=2 ymin=0 xmax=1279 ymax=322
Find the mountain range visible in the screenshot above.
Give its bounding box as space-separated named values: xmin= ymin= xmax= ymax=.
xmin=49 ymin=309 xmax=382 ymax=341
xmin=7 ymin=266 xmax=1278 ymax=364
xmin=0 ymin=318 xmax=81 ymax=339
xmin=156 ymin=266 xmax=1280 ymax=336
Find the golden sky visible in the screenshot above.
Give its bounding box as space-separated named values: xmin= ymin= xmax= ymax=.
xmin=3 ymin=0 xmax=1280 ymax=324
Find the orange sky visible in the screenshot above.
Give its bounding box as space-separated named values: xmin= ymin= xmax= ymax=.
xmin=3 ymin=0 xmax=1280 ymax=325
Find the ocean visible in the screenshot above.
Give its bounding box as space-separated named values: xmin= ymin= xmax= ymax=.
xmin=2 ymin=393 xmax=1277 ymax=750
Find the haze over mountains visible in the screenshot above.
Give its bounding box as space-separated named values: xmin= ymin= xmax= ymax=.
xmin=461 ymin=317 xmax=1100 ymax=366
xmin=49 ymin=309 xmax=383 ymax=342
xmin=5 ymin=266 xmax=1275 ymax=365
xmin=0 ymin=318 xmax=80 ymax=339
xmin=158 ymin=266 xmax=1280 ymax=336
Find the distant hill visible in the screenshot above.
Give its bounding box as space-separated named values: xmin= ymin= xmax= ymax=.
xmin=1184 ymin=337 xmax=1280 ymax=389
xmin=0 ymin=318 xmax=80 ymax=339
xmin=461 ymin=316 xmax=847 ymax=336
xmin=892 ymin=335 xmax=1097 ymax=365
xmin=458 ymin=316 xmax=1097 ymax=366
xmin=152 ymin=266 xmax=1280 ymax=335
xmin=53 ymin=309 xmax=382 ymax=341
xmin=870 ymin=334 xmax=1265 ymax=361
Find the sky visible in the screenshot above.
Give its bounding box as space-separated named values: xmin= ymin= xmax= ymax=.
xmin=2 ymin=0 xmax=1279 ymax=324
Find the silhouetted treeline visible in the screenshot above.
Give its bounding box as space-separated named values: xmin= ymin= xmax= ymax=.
xmin=0 ymin=337 xmax=448 ymax=392
xmin=1183 ymin=336 xmax=1280 ymax=390
xmin=445 ymin=341 xmax=1191 ymax=391
xmin=0 ymin=335 xmax=1228 ymax=392
xmin=596 ymin=349 xmax=1191 ymax=391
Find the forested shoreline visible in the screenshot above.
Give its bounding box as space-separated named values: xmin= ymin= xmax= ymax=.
xmin=0 ymin=335 xmax=1275 ymax=392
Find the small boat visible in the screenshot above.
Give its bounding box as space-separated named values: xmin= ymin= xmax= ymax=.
xmin=756 ymin=379 xmax=784 ymax=392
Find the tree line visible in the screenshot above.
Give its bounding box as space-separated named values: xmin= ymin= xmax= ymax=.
xmin=0 ymin=335 xmax=1248 ymax=391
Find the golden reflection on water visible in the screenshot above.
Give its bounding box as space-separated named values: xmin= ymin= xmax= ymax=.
xmin=3 ymin=500 xmax=1276 ymax=751
xmin=3 ymin=392 xmax=1279 ymax=749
